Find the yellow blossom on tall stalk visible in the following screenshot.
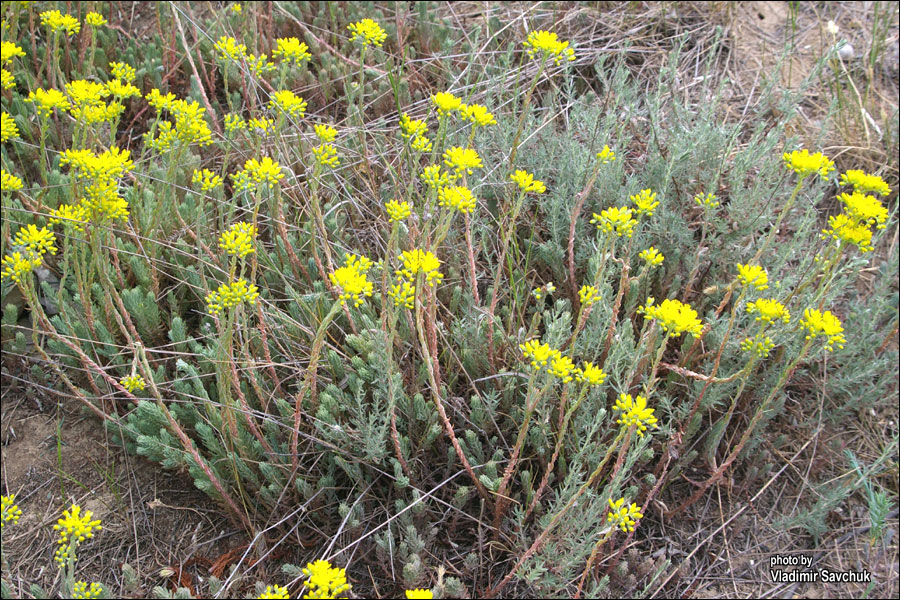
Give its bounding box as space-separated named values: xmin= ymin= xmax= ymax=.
xmin=443 ymin=146 xmax=483 ymax=176
xmin=53 ymin=504 xmax=101 ymax=567
xmin=641 ymin=297 xmax=703 ymax=337
xmin=235 ymin=156 xmax=285 ymax=189
xmin=431 ymin=91 xmax=462 ymax=116
xmin=61 ymin=146 xmax=134 ymax=180
xmin=85 ymin=12 xmax=107 ymax=27
xmin=206 ymin=278 xmax=260 ymax=315
xmin=523 ymin=30 xmax=575 ymax=64
xmin=694 ymin=192 xmax=720 ymax=209
xmin=214 ymin=36 xmax=247 ymax=61
xmin=838 ymin=191 xmax=889 ymax=229
xmin=510 ymin=170 xmax=546 ymax=194
xmin=550 ymin=353 xmax=576 ymax=383
xmin=746 ymin=298 xmax=790 ymax=324
xmin=822 ymin=213 xmax=873 ymax=253
xmin=839 ymin=170 xmax=891 ymax=196
xmin=119 ymin=374 xmax=146 ymax=393
xmin=438 ymin=185 xmax=477 ymax=214
xmin=397 ymin=249 xmax=444 ymax=287
xmin=1 ymin=252 xmax=41 ymax=284
xmin=248 ymin=117 xmax=275 ymax=134
xmin=385 ymin=199 xmax=412 ymax=223
xmin=312 ymin=144 xmax=340 ymax=168
xmin=26 ymin=88 xmax=71 ymax=117
xmin=144 ymin=96 xmax=213 ymax=150
xmin=245 ymin=53 xmax=276 ymax=77
xmin=741 ymin=336 xmax=775 ymax=358
xmin=420 ymin=164 xmax=451 ymax=189
xmin=258 ymin=585 xmax=289 ymax=600
xmin=72 ymin=582 xmax=103 ymax=599
xmin=579 ymin=285 xmax=600 ymax=307
xmin=110 ymin=62 xmax=137 ymax=83
xmin=461 ymin=103 xmax=497 ymax=127
xmin=520 ymin=339 xmax=558 ymax=372
xmin=399 ymin=112 xmax=428 ymax=139
xmin=596 ymin=145 xmax=616 ymax=164
xmin=575 ymin=362 xmax=606 ymax=386
xmin=1 ymin=69 xmax=14 ymax=91
xmin=630 ymin=188 xmax=659 ymax=217
xmin=1 ymin=112 xmax=19 ymax=143
xmin=1 ymin=42 xmax=26 ymax=65
xmin=66 ymin=79 xmax=110 ymax=106
xmin=301 ymin=559 xmax=351 ymax=599
xmin=269 ymin=89 xmax=308 ymax=117
xmin=783 ymin=149 xmax=834 ymax=179
xmin=590 ymin=206 xmax=637 ymax=238
xmin=219 ymin=222 xmax=257 ymax=258
xmin=607 ymin=498 xmax=643 ymax=532
xmin=273 ymin=37 xmax=311 ymax=64
xmin=146 ymin=88 xmax=177 ymax=112
xmin=13 ymin=224 xmax=58 ymax=257
xmin=736 ymin=263 xmax=769 ymax=291
xmin=1 ymin=494 xmax=23 ymax=528
xmin=329 ymin=254 xmax=374 ymax=307
xmin=49 ymin=204 xmax=88 ymax=232
xmin=224 ymin=113 xmax=246 ymax=134
xmin=639 ymin=247 xmax=664 ymax=267
xmin=192 ymin=169 xmax=223 ymax=192
xmin=40 ymin=10 xmax=81 ymax=35
xmin=347 ymin=18 xmax=387 ymax=47
xmin=800 ymin=308 xmax=846 ymax=351
xmin=1 ymin=169 xmax=23 ymax=192
xmin=315 ymin=124 xmax=338 ymax=142
xmin=613 ymin=394 xmax=658 ymax=437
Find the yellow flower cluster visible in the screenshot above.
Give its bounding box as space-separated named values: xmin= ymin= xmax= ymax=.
xmin=385 ymin=199 xmax=412 ymax=223
xmin=510 ymin=170 xmax=546 ymax=194
xmin=85 ymin=12 xmax=107 ymax=27
xmin=520 ymin=339 xmax=558 ymax=372
xmin=329 ymin=254 xmax=374 ymax=307
xmin=613 ymin=393 xmax=658 ymax=437
xmin=420 ymin=164 xmax=451 ymax=189
xmin=144 ymin=93 xmax=213 ymax=150
xmin=40 ymin=10 xmax=81 ymax=35
xmin=575 ymin=361 xmax=606 ymax=386
xmin=224 ymin=113 xmax=247 ymax=134
xmin=273 ymin=37 xmax=312 ymax=64
xmin=431 ymin=91 xmax=462 ymax=117
xmin=65 ymin=79 xmax=124 ymax=125
xmin=641 ymin=297 xmax=703 ymax=337
xmin=49 ymin=203 xmax=88 ymax=232
xmin=53 ymin=504 xmax=102 ymax=567
xmin=590 ymin=206 xmax=637 ymax=238
xmin=1 ymin=112 xmax=18 ymax=143
xmin=405 ymin=590 xmax=433 ymax=599
xmin=302 ymin=559 xmax=351 ymax=599
xmin=782 ymin=149 xmax=834 ymax=179
xmin=2 ymin=224 xmax=58 ymax=285
xmin=399 ymin=113 xmax=431 ymax=151
xmin=206 ymin=278 xmax=260 ymax=315
xmin=26 ymin=88 xmax=71 ymax=117
xmin=313 ymin=144 xmax=340 ymax=168
xmin=630 ymin=188 xmax=659 ymax=217
xmin=532 ymin=281 xmax=556 ymax=301
xmin=1 ymin=252 xmax=41 ymax=284
xmin=443 ymin=146 xmax=483 ymax=176
xmin=438 ymin=185 xmax=477 ymax=214
xmin=838 ymin=191 xmax=889 ymax=230
xmin=1 ymin=494 xmax=23 ymax=528
xmin=398 ymin=249 xmax=444 ymax=287
xmin=596 ymin=145 xmax=616 ymax=164
xmin=192 ymin=168 xmax=223 ymax=192
xmin=550 ymin=353 xmax=576 ymax=383
xmin=1 ymin=69 xmax=14 ymax=91
xmin=523 ymin=30 xmax=575 ymax=65
xmin=60 ymin=147 xmax=134 ymax=222
xmin=72 ymin=582 xmax=103 ymax=599
xmin=248 ymin=117 xmax=276 ymax=134
xmin=736 ymin=263 xmax=769 ymax=291
xmin=2 ymin=169 xmax=23 ymax=192
xmin=215 ymin=36 xmax=247 ymax=61
xmin=106 ymin=62 xmax=140 ymax=100
xmin=746 ymin=298 xmax=790 ymax=325
xmin=694 ymin=192 xmax=720 ymax=209
xmin=270 ymin=89 xmax=308 ymax=118
xmin=1 ymin=42 xmax=26 ymax=65
xmin=315 ymin=124 xmax=338 ymax=142
xmin=740 ymin=336 xmax=775 ymax=358
xmin=219 ymin=222 xmax=257 ymax=258
xmin=347 ymin=18 xmax=388 ymax=47
xmin=232 ymin=157 xmax=285 ymax=191
xmin=120 ymin=374 xmax=146 ymax=393
xmin=822 ymin=213 xmax=873 ymax=253
xmin=639 ymin=247 xmax=664 ymax=267
xmin=578 ymin=284 xmax=600 ymax=307
xmin=258 ymin=584 xmax=290 ymax=599
xmin=839 ymin=170 xmax=891 ymax=196
xmin=607 ymin=498 xmax=643 ymax=532
xmin=460 ymin=103 xmax=497 ymax=127
xmin=800 ymin=308 xmax=846 ymax=352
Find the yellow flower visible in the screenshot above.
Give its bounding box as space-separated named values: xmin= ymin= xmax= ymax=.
xmin=214 ymin=36 xmax=247 ymax=61
xmin=579 ymin=284 xmax=600 ymax=307
xmin=630 ymin=189 xmax=659 ymax=217
xmin=405 ymin=590 xmax=433 ymax=599
xmin=460 ymin=103 xmax=497 ymax=127
xmin=411 ymin=134 xmax=432 ymax=153
xmin=1 ymin=112 xmax=18 ymax=143
xmin=269 ymin=89 xmax=308 ymax=118
xmin=224 ymin=113 xmax=247 ymax=134
xmin=206 ymin=278 xmax=260 ymax=315
xmin=746 ymin=298 xmax=790 ymax=324
xmin=258 ymin=585 xmax=289 ymax=600
xmin=399 ymin=112 xmax=428 ymax=140
xmin=302 ymin=559 xmax=352 ymax=599
xmin=72 ymin=582 xmax=103 ymax=599
xmin=1 ymin=42 xmax=26 ymax=66
xmin=1 ymin=169 xmax=23 ymax=192
xmin=438 ymin=185 xmax=477 ymax=214
xmin=510 ymin=170 xmax=546 ymax=194
xmin=85 ymin=12 xmax=107 ymax=27
xmin=315 ymin=124 xmax=338 ymax=142
xmin=533 ymin=281 xmax=556 ymax=301
xmin=550 ymin=353 xmax=576 ymax=383
xmin=385 ymin=199 xmax=412 ymax=223
xmin=120 ymin=374 xmax=146 ymax=393
xmin=431 ymin=91 xmax=462 ymax=116
xmin=40 ymin=10 xmax=81 ymax=35
xmin=398 ymin=249 xmax=444 ymax=287
xmin=1 ymin=494 xmax=23 ymax=528
xmin=66 ymin=80 xmax=110 ymax=107
xmin=248 ymin=117 xmax=275 ymax=134
xmin=389 ymin=278 xmax=417 ymax=310
xmin=13 ymin=224 xmax=57 ymax=257
xmin=596 ymin=145 xmax=616 ymax=164
xmin=822 ymin=213 xmax=873 ymax=253
xmin=420 ymin=164 xmax=450 ymax=189
xmin=575 ymin=362 xmax=606 ymax=386
xmin=607 ymin=498 xmax=643 ymax=532
xmin=144 ymin=97 xmax=213 ymax=149
xmin=520 ymin=339 xmax=557 ymax=372
xmin=694 ymin=192 xmax=719 ymax=209
xmin=347 ymin=18 xmax=388 ymax=47
xmin=740 ymin=336 xmax=775 ymax=358
xmin=1 ymin=69 xmax=14 ymax=91
xmin=613 ymin=394 xmax=658 ymax=437
xmin=330 ymin=254 xmax=374 ymax=307
xmin=313 ymin=144 xmax=340 ymax=168
xmin=61 ymin=146 xmax=134 ymax=180
xmin=523 ymin=30 xmax=575 ymax=65
xmin=736 ymin=263 xmax=769 ymax=291
xmin=800 ymin=308 xmax=846 ymax=352
xmin=590 ymin=206 xmax=637 ymax=238
xmin=54 ymin=505 xmax=102 ymax=545
xmin=26 ymin=88 xmax=71 ymax=117
xmin=109 ymin=62 xmax=137 ymax=83
xmin=146 ymin=89 xmax=177 ymax=112
xmin=273 ymin=37 xmax=311 ymax=64
xmin=234 ymin=157 xmax=285 ymax=190
xmin=230 ymin=3 xmax=242 ymax=14
xmin=1 ymin=252 xmax=41 ymax=284
xmin=839 ymin=170 xmax=891 ymax=196
xmin=192 ymin=169 xmax=223 ymax=192
xmin=443 ymin=146 xmax=483 ymax=176
xmin=641 ymin=297 xmax=703 ymax=337
xmin=838 ymin=191 xmax=888 ymax=229
xmin=245 ymin=53 xmax=277 ymax=77
xmin=639 ymin=247 xmax=664 ymax=267
xmin=783 ymin=149 xmax=834 ymax=179
xmin=106 ymin=79 xmax=140 ymax=100
xmin=219 ymin=222 xmax=257 ymax=258
xmin=49 ymin=204 xmax=88 ymax=231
